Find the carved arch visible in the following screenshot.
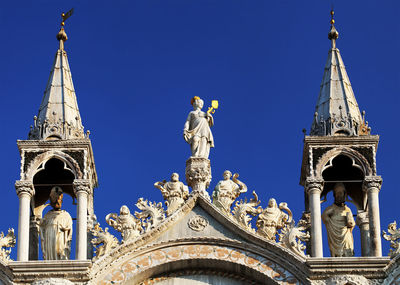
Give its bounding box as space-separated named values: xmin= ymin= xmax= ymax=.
xmin=25 ymin=150 xmax=83 ymax=180
xmin=314 ymin=147 xmax=372 ymax=179
xmin=92 ymin=242 xmax=306 ymax=284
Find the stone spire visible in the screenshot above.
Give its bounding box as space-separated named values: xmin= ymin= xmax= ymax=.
xmin=28 ymin=20 xmax=85 ymax=140
xmin=310 ymin=10 xmax=370 ymax=136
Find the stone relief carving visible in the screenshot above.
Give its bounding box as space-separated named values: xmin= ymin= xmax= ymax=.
xmin=188 ymin=215 xmax=209 ymax=232
xmin=256 ymin=199 xmax=292 ymax=241
xmin=106 ymin=205 xmax=141 ymax=242
xmin=278 ymin=217 xmax=310 ymax=258
xmin=154 ymin=173 xmax=189 ymax=216
xmin=382 ymin=220 xmax=400 ymax=258
xmin=324 ymin=275 xmax=372 ymax=285
xmin=322 ymin=183 xmax=355 ymax=257
xmin=0 ymin=228 xmax=16 ymax=262
xmin=185 ymin=157 xmax=211 ymax=200
xmin=212 ymin=171 xmax=247 ymax=214
xmin=91 ymin=224 xmax=119 ymax=259
xmin=135 ymin=198 xmax=165 ymax=233
xmin=40 ymin=187 xmax=73 ymax=260
xmin=183 ymin=96 xmax=216 ymax=159
xmin=31 ymin=278 xmax=74 ymax=285
xmin=232 ymin=191 xmax=262 ymax=232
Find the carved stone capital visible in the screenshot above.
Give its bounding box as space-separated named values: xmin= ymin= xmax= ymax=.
xmin=363 ymin=176 xmax=382 ymax=193
xmin=15 ymin=180 xmax=34 ymax=198
xmin=73 ymin=179 xmax=91 ymax=196
xmin=305 ymin=178 xmax=324 ymax=195
xmin=356 ymin=211 xmax=369 ymax=227
xmin=185 ymin=157 xmax=211 ymax=200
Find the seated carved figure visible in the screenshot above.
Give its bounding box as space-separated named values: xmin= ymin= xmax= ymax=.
xmin=256 ymin=199 xmax=292 ymax=241
xmin=322 ymin=183 xmax=355 ymax=257
xmin=154 ymin=173 xmax=189 ymax=216
xmin=212 ymin=170 xmax=247 ymax=214
xmin=40 ymin=186 xmax=73 ymax=260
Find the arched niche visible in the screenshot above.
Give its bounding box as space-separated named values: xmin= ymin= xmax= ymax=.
xmin=321 ymin=154 xmax=365 ymax=210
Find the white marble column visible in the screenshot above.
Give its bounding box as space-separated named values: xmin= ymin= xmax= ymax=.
xmin=363 ymin=176 xmax=382 ymax=257
xmin=356 ymin=211 xmax=370 ymax=257
xmin=306 ymin=178 xmax=324 ymax=258
xmin=73 ymin=179 xmax=91 ymax=260
xmin=15 ymin=180 xmax=34 ymax=261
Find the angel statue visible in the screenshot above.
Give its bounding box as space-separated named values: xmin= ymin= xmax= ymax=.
xmin=106 ymin=205 xmax=141 ymax=242
xmin=183 ymin=96 xmax=218 ymax=159
xmin=212 ymin=170 xmax=247 ymax=214
xmin=154 ymin=173 xmax=189 ymax=216
xmin=256 ymin=199 xmax=292 ymax=241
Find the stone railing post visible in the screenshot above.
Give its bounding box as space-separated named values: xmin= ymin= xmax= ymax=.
xmin=185 ymin=157 xmax=211 ymax=201
xmin=73 ymin=179 xmax=91 ymax=260
xmin=363 ymin=176 xmax=382 ymax=257
xmin=356 ymin=210 xmax=370 ymax=257
xmin=306 ymin=178 xmax=324 ymax=258
xmin=15 ymin=180 xmax=34 ymax=261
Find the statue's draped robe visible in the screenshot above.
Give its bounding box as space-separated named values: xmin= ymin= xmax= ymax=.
xmin=186 ymin=110 xmax=214 ymax=147
xmin=40 ymin=210 xmax=72 ymax=260
xmin=322 ymin=204 xmax=355 ymax=257
xmin=164 ymin=181 xmax=188 ymax=215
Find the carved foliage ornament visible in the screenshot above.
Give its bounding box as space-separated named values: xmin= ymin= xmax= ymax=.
xmin=188 ymin=215 xmax=209 ymax=232
xmin=0 ymin=228 xmax=16 ymax=262
xmin=91 ymin=224 xmax=118 ymax=260
xmin=382 ymin=220 xmax=400 ymax=259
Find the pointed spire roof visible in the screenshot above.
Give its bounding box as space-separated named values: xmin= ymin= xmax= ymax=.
xmin=310 ymin=10 xmax=370 ymax=136
xmin=29 ymin=23 xmax=85 ymax=140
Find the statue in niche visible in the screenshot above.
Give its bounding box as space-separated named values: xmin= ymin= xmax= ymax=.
xmin=212 ymin=170 xmax=247 ymax=214
xmin=154 ymin=173 xmax=189 ymax=216
xmin=322 ymin=182 xmax=355 ymax=257
xmin=256 ymin=199 xmax=292 ymax=241
xmin=106 ymin=205 xmax=141 ymax=242
xmin=183 ymin=96 xmax=216 ymax=158
xmin=40 ymin=186 xmax=73 ymax=260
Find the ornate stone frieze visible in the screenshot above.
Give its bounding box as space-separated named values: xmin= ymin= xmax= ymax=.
xmin=154 ymin=173 xmax=189 ymax=216
xmin=382 ymin=221 xmax=400 ymax=259
xmin=324 ymin=275 xmax=372 ymax=285
xmin=232 ymin=191 xmax=261 ymax=232
xmin=0 ymin=229 xmax=16 ymax=262
xmin=15 ymin=180 xmax=35 ymax=197
xmin=28 ymin=116 xmax=85 ymax=141
xmin=91 ymin=224 xmax=119 ymax=260
xmin=188 ymin=215 xmax=209 ymax=232
xmin=185 ymin=157 xmax=211 ymax=200
xmin=135 ymin=198 xmax=165 ymax=232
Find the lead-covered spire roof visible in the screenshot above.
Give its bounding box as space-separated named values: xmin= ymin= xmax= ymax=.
xmin=310 ymin=10 xmax=370 ymax=136
xmin=29 ymin=14 xmax=85 ymax=140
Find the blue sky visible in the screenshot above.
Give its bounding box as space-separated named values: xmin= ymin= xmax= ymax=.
xmin=1 ymin=1 xmax=399 ymax=259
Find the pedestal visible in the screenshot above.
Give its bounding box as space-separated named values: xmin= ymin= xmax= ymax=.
xmin=185 ymin=157 xmax=211 ymax=201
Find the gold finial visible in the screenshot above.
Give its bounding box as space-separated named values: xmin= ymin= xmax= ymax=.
xmin=328 ymin=9 xmax=339 ymax=48
xmin=57 ymin=9 xmax=74 ymax=50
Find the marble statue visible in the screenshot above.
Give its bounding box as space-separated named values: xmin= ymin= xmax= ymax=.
xmin=183 ymin=96 xmax=214 ymax=158
xmin=135 ymin=198 xmax=165 ymax=232
xmin=279 ymin=217 xmax=310 ymax=258
xmin=212 ymin=171 xmax=247 ymax=214
xmin=256 ymin=199 xmax=292 ymax=241
xmin=0 ymin=228 xmax=16 ymax=262
xmin=40 ymin=187 xmax=73 ymax=260
xmin=232 ymin=191 xmax=262 ymax=232
xmin=91 ymin=223 xmax=119 ymax=259
xmin=106 ymin=205 xmax=141 ymax=242
xmin=322 ymin=183 xmax=355 ymax=257
xmin=154 ymin=173 xmax=189 ymax=216
xmin=382 ymin=221 xmax=400 ymax=258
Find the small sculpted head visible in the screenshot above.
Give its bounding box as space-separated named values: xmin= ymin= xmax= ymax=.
xmin=191 ymin=96 xmax=204 ymax=110
xmin=50 ymin=186 xmax=63 ymax=210
xmin=333 ymin=182 xmax=346 ymax=206
xmin=268 ymin=198 xmax=277 ymax=208
xmin=223 ymin=170 xmax=232 ymax=180
xmin=171 ymin=173 xmax=179 ymax=182
xmin=120 ymin=205 xmax=130 ymax=216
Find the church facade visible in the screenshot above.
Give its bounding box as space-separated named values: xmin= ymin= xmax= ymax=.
xmin=1 ymin=10 xmax=400 ymax=285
